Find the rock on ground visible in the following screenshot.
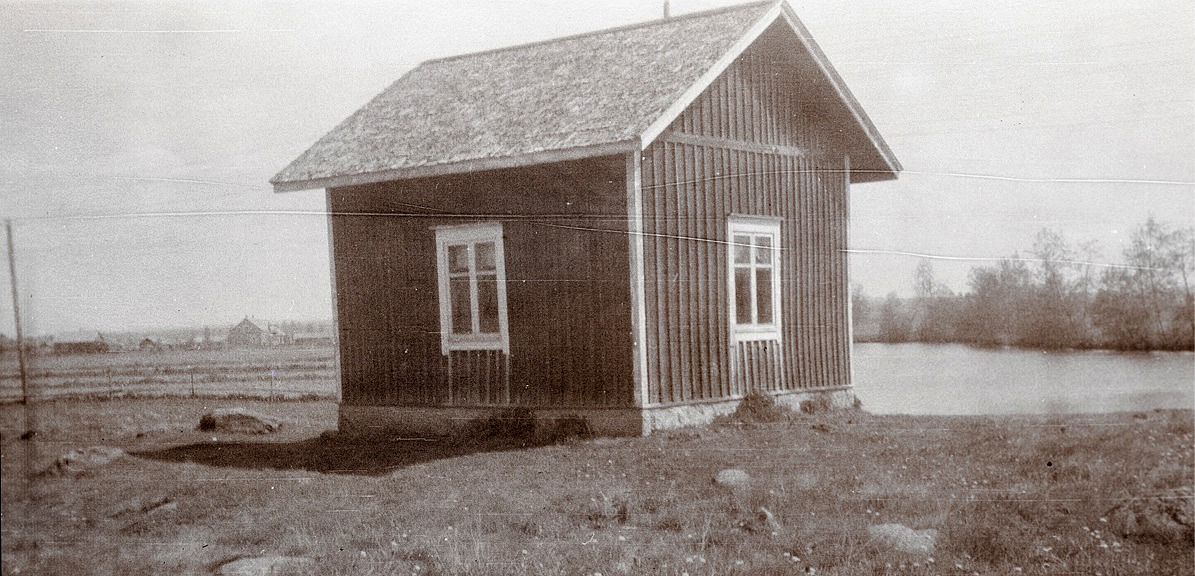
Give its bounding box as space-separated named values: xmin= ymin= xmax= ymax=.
xmin=198 ymin=408 xmax=282 ymax=434
xmin=42 ymin=446 xmax=125 ymax=477
xmin=867 ymin=523 xmax=939 ymax=554
xmin=217 ymin=556 xmax=315 ymax=576
xmin=714 ymin=468 xmax=751 ymax=490
xmin=758 ymin=506 xmax=783 ymax=534
xmin=1107 ymin=486 xmax=1193 ymax=543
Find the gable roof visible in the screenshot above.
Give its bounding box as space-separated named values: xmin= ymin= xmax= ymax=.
xmin=272 ymin=0 xmax=899 ymax=192
xmin=231 ymin=317 xmax=264 ymax=333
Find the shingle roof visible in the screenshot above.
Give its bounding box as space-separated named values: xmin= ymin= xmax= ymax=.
xmin=272 ymin=0 xmax=898 ymax=191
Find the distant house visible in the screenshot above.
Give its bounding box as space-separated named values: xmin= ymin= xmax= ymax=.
xmin=23 ymin=336 xmax=54 ymax=354
xmin=53 ymin=334 xmax=110 ymax=355
xmin=266 ymin=324 xmax=290 ymax=346
xmin=138 ymin=338 xmax=161 ymax=351
xmin=226 ymin=317 xmax=290 ymax=347
xmin=271 ymin=1 xmax=900 ymax=436
xmin=292 ymin=333 xmax=335 ymax=347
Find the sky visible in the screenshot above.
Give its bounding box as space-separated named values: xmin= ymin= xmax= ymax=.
xmin=0 ymin=0 xmax=1192 ymax=338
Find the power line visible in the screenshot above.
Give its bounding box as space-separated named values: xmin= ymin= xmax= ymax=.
xmin=846 ymin=248 xmax=1159 ymax=271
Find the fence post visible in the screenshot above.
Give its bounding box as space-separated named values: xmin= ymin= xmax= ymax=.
xmin=190 ymin=367 xmax=195 ymax=399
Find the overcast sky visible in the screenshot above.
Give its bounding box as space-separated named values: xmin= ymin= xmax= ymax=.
xmin=1 ymin=0 xmax=1192 ymax=337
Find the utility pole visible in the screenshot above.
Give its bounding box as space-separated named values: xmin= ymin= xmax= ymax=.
xmin=7 ymin=218 xmax=36 ymax=486
xmin=6 ymin=219 xmax=28 ymax=406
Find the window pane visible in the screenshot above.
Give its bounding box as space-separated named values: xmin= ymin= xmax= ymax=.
xmin=477 ymin=274 xmax=499 ymax=333
xmin=448 ymin=244 xmax=469 ymax=274
xmin=450 ymin=277 xmax=472 ymax=333
xmin=755 ymin=236 xmax=772 ymax=266
xmin=476 ymin=242 xmax=496 ymax=272
xmin=756 ymin=268 xmax=773 ymax=324
xmin=735 ymin=268 xmax=752 ymax=323
xmin=733 ymin=235 xmax=751 ymax=264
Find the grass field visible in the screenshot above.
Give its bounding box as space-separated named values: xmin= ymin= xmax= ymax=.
xmin=0 ymin=347 xmax=337 ymax=402
xmin=1 ymin=399 xmax=1191 ymax=575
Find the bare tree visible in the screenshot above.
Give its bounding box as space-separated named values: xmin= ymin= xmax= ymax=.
xmin=960 ymin=257 xmax=1032 ymax=346
xmin=1092 ymin=217 xmax=1194 ymax=349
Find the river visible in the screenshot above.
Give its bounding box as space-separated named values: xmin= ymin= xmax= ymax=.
xmin=852 ymin=342 xmax=1194 ymax=415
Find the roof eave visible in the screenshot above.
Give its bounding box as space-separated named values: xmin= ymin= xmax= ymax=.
xmin=272 ymin=139 xmax=638 ymax=193
xmin=850 ymin=168 xmax=899 ymax=184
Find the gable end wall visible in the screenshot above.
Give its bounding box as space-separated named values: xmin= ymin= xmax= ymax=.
xmin=639 ymin=25 xmax=852 ymax=405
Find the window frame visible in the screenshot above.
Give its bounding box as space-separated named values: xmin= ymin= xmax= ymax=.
xmin=433 ymin=222 xmax=510 ymax=355
xmin=727 ymin=215 xmax=783 ymax=342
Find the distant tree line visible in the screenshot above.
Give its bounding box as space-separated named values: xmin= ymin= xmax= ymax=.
xmin=853 ymin=217 xmax=1194 ymax=351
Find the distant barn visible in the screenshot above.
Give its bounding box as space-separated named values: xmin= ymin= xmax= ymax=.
xmin=272 ymin=0 xmax=900 ymax=436
xmin=226 ymin=317 xmax=289 ymax=347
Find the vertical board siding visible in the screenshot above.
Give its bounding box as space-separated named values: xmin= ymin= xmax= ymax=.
xmin=640 ymin=42 xmax=852 ymax=404
xmin=447 ymin=349 xmax=509 ymax=405
xmin=733 ymin=340 xmax=782 ymax=395
xmin=331 ymin=211 xmax=446 ymax=406
xmin=331 ymin=156 xmax=634 ymax=409
xmin=506 ymin=218 xmax=633 ymax=407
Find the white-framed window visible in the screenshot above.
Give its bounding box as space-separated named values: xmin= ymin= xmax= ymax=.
xmin=728 ymin=216 xmax=782 ymax=341
xmin=434 ymin=222 xmax=509 ymax=354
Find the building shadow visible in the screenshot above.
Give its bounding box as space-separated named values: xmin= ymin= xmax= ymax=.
xmin=134 ymin=435 xmax=536 ymax=477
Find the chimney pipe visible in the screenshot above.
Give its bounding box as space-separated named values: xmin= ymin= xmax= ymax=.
xmin=663 ymin=0 xmax=670 ymax=18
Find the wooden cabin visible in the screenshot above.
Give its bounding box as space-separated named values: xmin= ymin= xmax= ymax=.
xmin=271 ymin=0 xmax=900 ymax=436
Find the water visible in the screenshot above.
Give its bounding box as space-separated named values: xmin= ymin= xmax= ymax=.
xmin=853 ymin=343 xmax=1194 ymax=415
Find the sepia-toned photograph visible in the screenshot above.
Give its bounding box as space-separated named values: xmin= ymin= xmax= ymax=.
xmin=2 ymin=1 xmax=1192 ymax=574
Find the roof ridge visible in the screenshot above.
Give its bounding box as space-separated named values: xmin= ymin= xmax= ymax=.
xmin=421 ymin=0 xmax=776 ymax=66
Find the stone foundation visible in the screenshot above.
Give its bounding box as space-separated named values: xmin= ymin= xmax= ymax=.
xmin=643 ymin=388 xmax=854 ymax=431
xmin=338 ymin=388 xmax=854 ymax=438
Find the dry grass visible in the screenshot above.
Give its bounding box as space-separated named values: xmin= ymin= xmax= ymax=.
xmin=1 ymin=399 xmax=1191 ymax=575
xmin=0 ymin=347 xmax=337 ymax=402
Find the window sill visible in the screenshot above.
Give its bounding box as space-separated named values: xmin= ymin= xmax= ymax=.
xmin=441 ymin=337 xmax=508 ymax=354
xmin=731 ymin=327 xmax=781 ymax=342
